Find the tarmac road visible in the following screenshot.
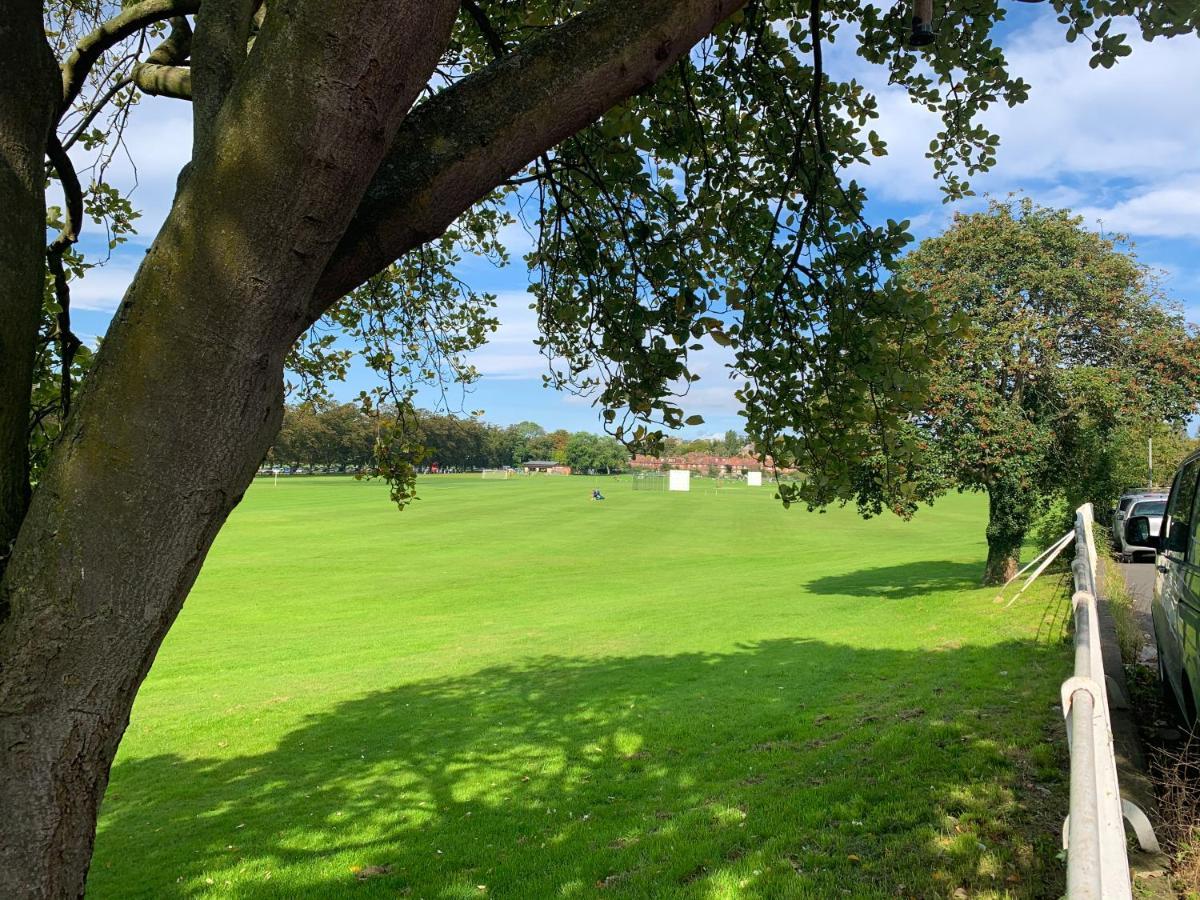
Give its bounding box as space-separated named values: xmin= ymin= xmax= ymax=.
xmin=1119 ymin=559 xmax=1157 ymax=661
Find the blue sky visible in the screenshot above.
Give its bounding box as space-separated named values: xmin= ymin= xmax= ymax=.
xmin=66 ymin=7 xmax=1200 ymax=438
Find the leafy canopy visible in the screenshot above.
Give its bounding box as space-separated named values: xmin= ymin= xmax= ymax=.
xmin=35 ymin=0 xmax=1200 ymax=511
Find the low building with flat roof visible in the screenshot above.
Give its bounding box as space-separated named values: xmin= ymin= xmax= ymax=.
xmin=522 ymin=460 xmax=572 ymax=475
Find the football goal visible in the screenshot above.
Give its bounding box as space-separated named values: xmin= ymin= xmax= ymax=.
xmin=481 ymin=468 xmax=511 ymax=479
xmin=631 ymin=471 xmax=667 ymax=491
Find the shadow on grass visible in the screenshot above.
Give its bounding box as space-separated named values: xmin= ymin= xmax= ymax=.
xmin=804 ymin=561 xmax=984 ymax=600
xmin=91 ymin=638 xmax=1068 ymax=899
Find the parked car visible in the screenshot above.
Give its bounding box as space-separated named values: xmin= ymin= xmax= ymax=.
xmin=1111 ymin=489 xmax=1164 ymax=549
xmin=1125 ymin=450 xmax=1200 ymax=723
xmin=1116 ymin=494 xmax=1168 ymax=559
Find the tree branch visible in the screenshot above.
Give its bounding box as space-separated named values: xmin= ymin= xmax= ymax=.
xmin=61 ymin=74 xmax=132 ymax=152
xmin=0 ymin=0 xmax=58 ymax=571
xmin=46 ymin=137 xmax=82 ymax=252
xmin=129 ymin=17 xmax=195 ymax=101
xmin=461 ymin=0 xmax=508 ymax=58
xmin=46 ymin=138 xmax=83 ymax=419
xmin=132 ymin=63 xmax=193 ymax=98
xmin=147 ymin=16 xmax=194 ymax=65
xmin=312 ymin=0 xmax=750 ymax=314
xmin=59 ymin=0 xmax=202 ymax=116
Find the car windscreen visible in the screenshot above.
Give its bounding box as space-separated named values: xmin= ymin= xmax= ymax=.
xmin=1132 ymin=500 xmax=1167 ymax=517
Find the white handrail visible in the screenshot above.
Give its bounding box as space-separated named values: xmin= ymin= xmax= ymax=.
xmin=1062 ymin=503 xmax=1133 ymax=898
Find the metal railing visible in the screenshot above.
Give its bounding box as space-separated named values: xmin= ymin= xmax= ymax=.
xmin=1061 ymin=503 xmax=1154 ymax=898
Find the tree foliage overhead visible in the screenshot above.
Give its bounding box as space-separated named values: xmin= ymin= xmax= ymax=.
xmin=896 ymin=198 xmax=1200 ymax=581
xmin=28 ymin=0 xmax=1199 ymax=517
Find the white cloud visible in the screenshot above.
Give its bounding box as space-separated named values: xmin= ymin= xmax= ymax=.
xmin=1075 ymin=176 xmax=1200 ymax=239
xmin=42 ymin=97 xmax=189 ymax=326
xmin=466 ymin=290 xmax=546 ymax=379
xmin=673 ymin=338 xmax=743 ymax=418
xmin=68 ymin=260 xmax=140 ymax=312
xmin=834 ymin=15 xmax=1200 ymax=212
xmin=106 ymin=99 xmax=193 ymax=239
xmin=495 ymin=217 xmax=538 ymax=258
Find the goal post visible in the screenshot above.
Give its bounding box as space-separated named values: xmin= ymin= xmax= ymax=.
xmin=631 ymin=471 xmax=667 ymax=491
xmin=481 ymin=468 xmax=511 ymax=479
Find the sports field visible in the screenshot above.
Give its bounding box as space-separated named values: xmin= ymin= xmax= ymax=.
xmin=87 ymin=475 xmax=1071 ymax=898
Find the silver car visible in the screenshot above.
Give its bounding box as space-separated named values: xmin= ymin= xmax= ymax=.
xmin=1117 ymin=494 xmax=1168 ymax=558
xmin=1113 ymin=490 xmax=1163 ymax=545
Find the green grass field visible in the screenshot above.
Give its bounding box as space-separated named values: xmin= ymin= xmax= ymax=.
xmin=87 ymin=475 xmax=1072 ymax=898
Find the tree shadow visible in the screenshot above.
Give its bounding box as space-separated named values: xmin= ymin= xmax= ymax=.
xmin=804 ymin=561 xmax=985 ymax=600
xmin=89 ymin=638 xmax=1068 ymax=898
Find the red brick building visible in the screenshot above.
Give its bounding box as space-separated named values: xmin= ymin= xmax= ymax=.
xmin=629 ymin=452 xmax=792 ymax=475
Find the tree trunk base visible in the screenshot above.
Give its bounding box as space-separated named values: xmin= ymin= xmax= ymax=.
xmin=982 ymin=550 xmax=1019 ymax=586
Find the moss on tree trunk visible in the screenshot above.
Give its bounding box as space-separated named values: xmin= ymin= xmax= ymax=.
xmin=983 ymin=480 xmax=1028 ymax=586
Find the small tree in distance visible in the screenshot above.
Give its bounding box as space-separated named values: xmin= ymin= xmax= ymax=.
xmin=564 ymin=432 xmax=630 ymax=474
xmin=899 ymin=198 xmax=1200 ymax=584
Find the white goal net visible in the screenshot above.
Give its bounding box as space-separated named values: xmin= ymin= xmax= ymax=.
xmin=481 ymin=468 xmax=511 ymax=479
xmin=631 ymin=471 xmax=667 ymax=491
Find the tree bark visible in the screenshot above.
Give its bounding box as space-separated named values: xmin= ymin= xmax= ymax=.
xmin=983 ymin=480 xmax=1028 ymax=585
xmin=313 ymin=0 xmax=750 ymax=310
xmin=0 ymin=1 xmax=58 ymax=573
xmin=0 ymin=2 xmax=457 ymax=896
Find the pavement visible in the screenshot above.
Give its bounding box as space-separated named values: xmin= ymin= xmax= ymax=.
xmin=1120 ymin=559 xmax=1155 ymax=611
xmin=1119 ymin=559 xmax=1157 ymax=663
xmin=1109 ymin=559 xmax=1175 ymax=895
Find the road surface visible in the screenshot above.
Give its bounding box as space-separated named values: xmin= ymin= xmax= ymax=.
xmin=1119 ymin=559 xmax=1156 ymax=661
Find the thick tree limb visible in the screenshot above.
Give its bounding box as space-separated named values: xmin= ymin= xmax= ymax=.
xmin=0 ymin=0 xmax=59 ymax=571
xmin=191 ymin=0 xmax=256 ymax=150
xmin=147 ymin=15 xmax=194 ymax=64
xmin=59 ymin=0 xmax=202 ymax=115
xmin=132 ymin=62 xmax=193 ymax=98
xmin=63 ymin=17 xmax=193 ymax=149
xmin=0 ymin=1 xmax=461 ymax=892
xmin=313 ymin=0 xmax=750 ymax=314
xmin=131 ymin=17 xmax=194 ymax=101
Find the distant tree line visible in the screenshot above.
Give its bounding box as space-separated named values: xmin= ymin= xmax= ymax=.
xmin=266 ymin=404 xmax=638 ymax=474
xmin=658 ymin=430 xmax=747 ymax=457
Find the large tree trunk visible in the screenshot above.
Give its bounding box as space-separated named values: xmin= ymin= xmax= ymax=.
xmin=983 ymin=480 xmax=1028 ymax=586
xmin=0 ymin=2 xmax=750 ymax=895
xmin=0 ymin=3 xmax=457 ymax=896
xmin=0 ymin=2 xmax=58 ymax=569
